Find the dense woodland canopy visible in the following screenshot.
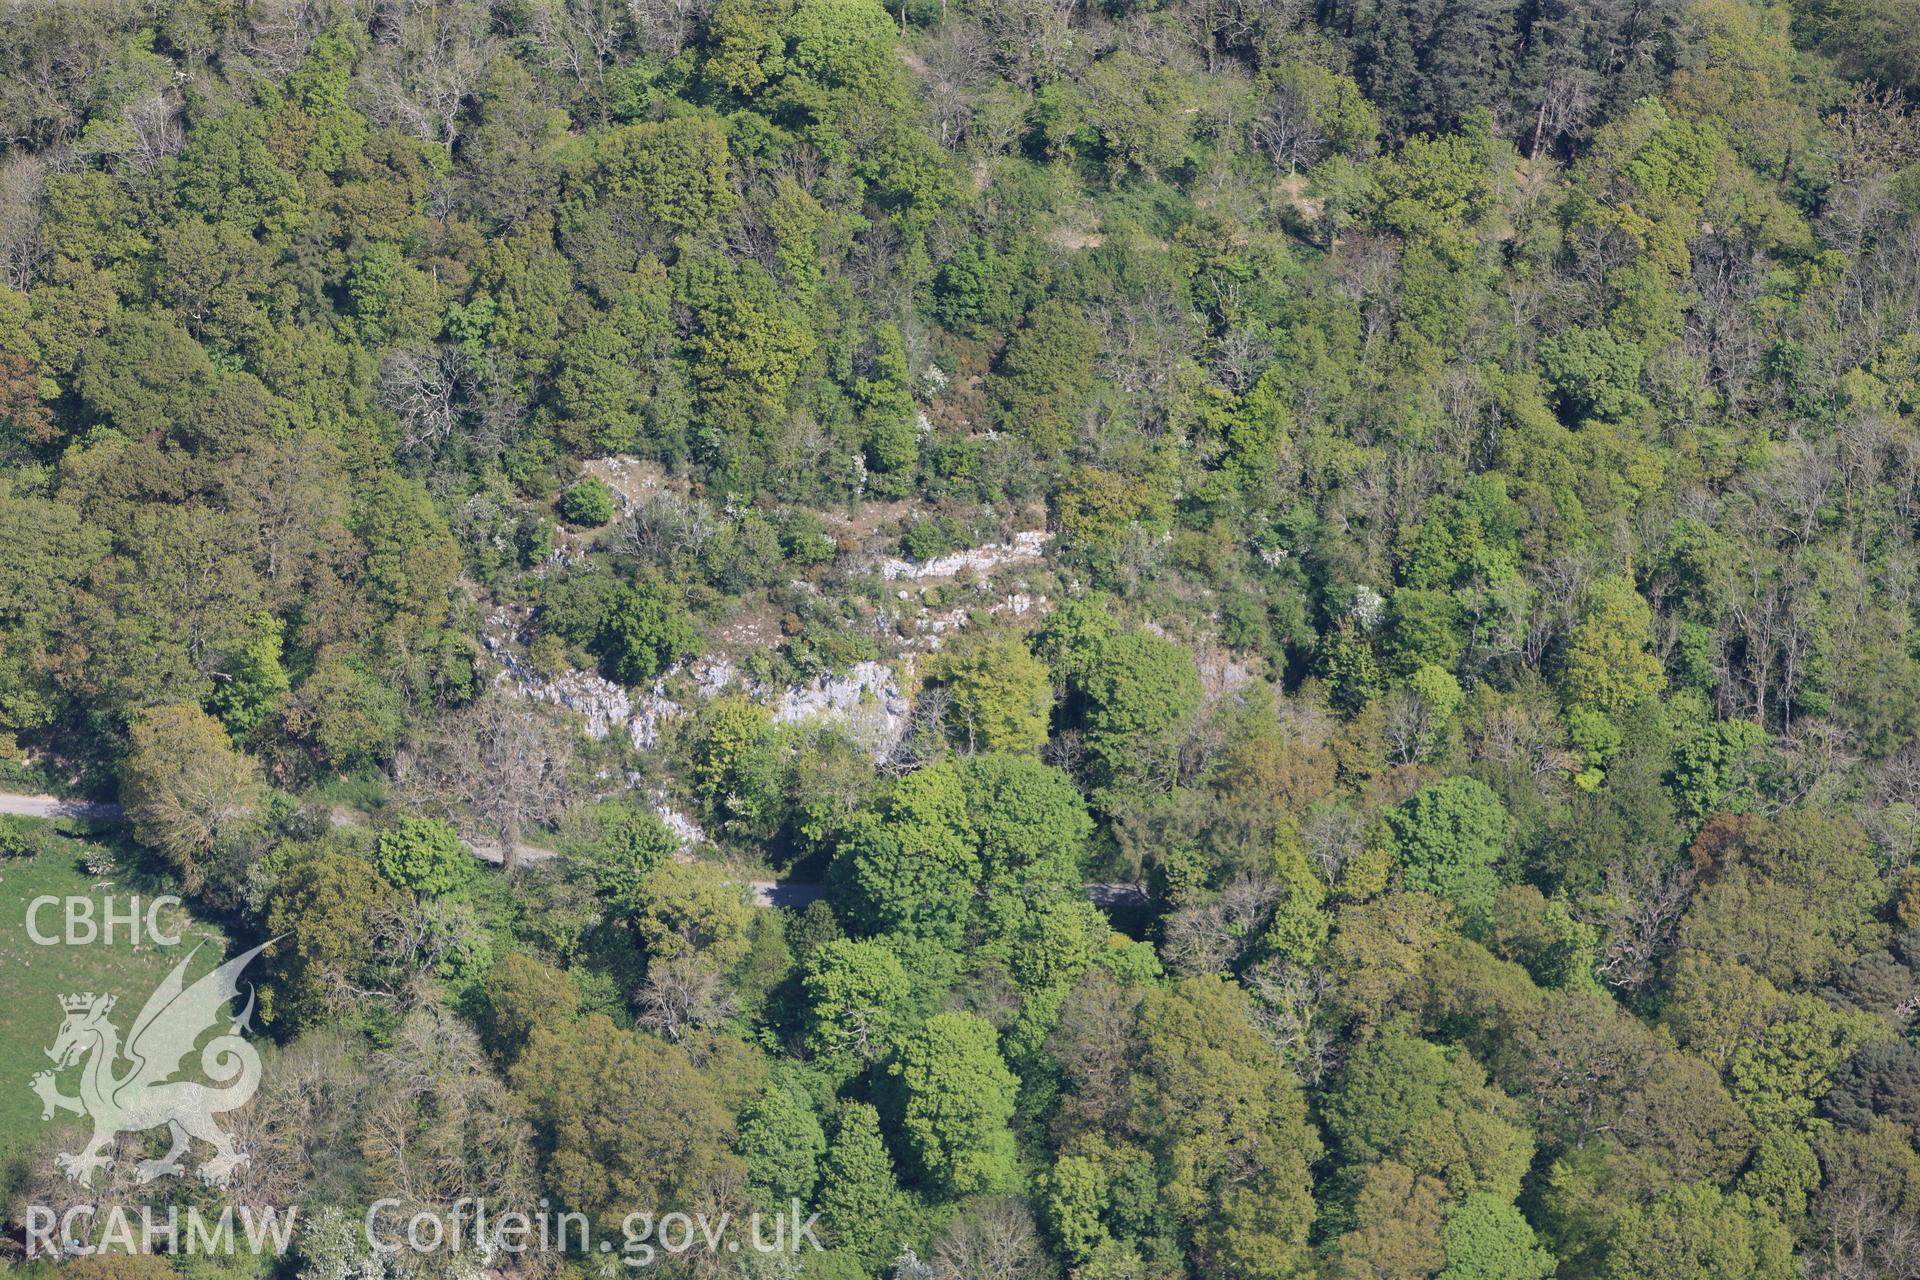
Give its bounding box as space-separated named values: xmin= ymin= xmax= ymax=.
xmin=6 ymin=0 xmax=1920 ymax=1276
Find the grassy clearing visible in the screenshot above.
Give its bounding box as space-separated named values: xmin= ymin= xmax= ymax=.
xmin=0 ymin=821 xmax=227 ymax=1174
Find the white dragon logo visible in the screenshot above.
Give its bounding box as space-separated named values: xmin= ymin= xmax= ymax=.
xmin=29 ymin=939 xmax=273 ymax=1187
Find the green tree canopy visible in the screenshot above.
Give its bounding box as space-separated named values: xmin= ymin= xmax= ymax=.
xmin=1385 ymin=777 xmax=1511 ymax=932
xmin=121 ymin=703 xmax=262 ymax=892
xmin=884 ymin=1011 xmax=1019 ymax=1198
xmin=374 ymin=815 xmax=473 ymax=895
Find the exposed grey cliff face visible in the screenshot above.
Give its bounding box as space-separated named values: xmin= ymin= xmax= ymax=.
xmin=487 ymin=636 xmax=634 ymax=739
xmin=626 ymin=689 xmax=686 ymax=749
xmin=773 ymin=660 xmax=912 ymax=761
xmin=488 ymin=527 xmax=1051 ymax=760
xmin=879 ymin=529 xmax=1050 ymax=581
xmin=491 ymin=641 xmax=908 ymax=761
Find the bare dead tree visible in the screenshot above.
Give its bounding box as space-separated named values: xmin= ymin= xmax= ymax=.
xmin=1093 ymin=289 xmax=1197 ymax=434
xmin=1805 ymin=1183 xmax=1920 ymax=1280
xmin=1251 ymin=81 xmax=1326 ymax=174
xmin=224 ymin=1031 xmax=369 ymax=1210
xmin=928 ymin=1198 xmax=1050 ymax=1280
xmin=887 ymin=684 xmax=954 ymax=777
xmin=626 ymin=0 xmax=716 ymax=57
xmin=1042 ymin=727 xmax=1087 ymax=783
xmin=363 ymin=0 xmax=494 ymax=149
xmin=119 ymin=90 xmax=186 ymax=175
xmin=1866 ymin=745 xmax=1920 ymax=873
xmin=1161 ymin=870 xmax=1279 ymax=976
xmin=634 ymin=956 xmax=737 ymax=1043
xmin=379 ymin=344 xmax=472 ymax=456
xmin=521 ymin=0 xmax=624 ymax=98
xmin=1299 ymin=801 xmax=1366 ymax=887
xmin=1380 ymin=686 xmax=1438 ymax=765
xmin=919 ymin=20 xmax=994 ymax=150
xmin=1210 ymin=324 xmax=1273 ymax=396
xmin=1775 ymin=716 xmax=1861 ymax=813
xmin=1160 ymin=898 xmax=1239 ymax=977
xmin=1470 ymin=700 xmax=1575 ymax=790
xmin=238 ymin=0 xmax=329 ymax=77
xmin=970 ymin=0 xmax=1077 ymax=88
xmin=614 ymin=490 xmax=720 ymax=570
xmin=1592 ymin=852 xmax=1697 ymax=991
xmin=362 ymin=1006 xmax=538 ymax=1222
xmin=1241 ymin=958 xmax=1338 ymax=1084
xmin=397 ymin=694 xmax=576 ymax=870
xmin=0 ymin=154 xmax=48 ymax=290
xmin=1820 ymin=85 xmax=1920 ymax=260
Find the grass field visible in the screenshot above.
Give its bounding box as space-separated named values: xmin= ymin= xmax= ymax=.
xmin=0 ymin=821 xmax=228 ymax=1179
